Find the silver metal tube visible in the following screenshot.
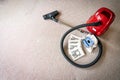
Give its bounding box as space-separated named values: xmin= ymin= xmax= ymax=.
xmin=58 ymin=20 xmax=90 ymax=34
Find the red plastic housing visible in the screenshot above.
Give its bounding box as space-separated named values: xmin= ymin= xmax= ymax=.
xmin=87 ymin=7 xmax=115 ymax=36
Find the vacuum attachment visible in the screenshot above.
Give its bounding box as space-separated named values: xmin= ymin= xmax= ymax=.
xmin=43 ymin=10 xmax=59 ymax=22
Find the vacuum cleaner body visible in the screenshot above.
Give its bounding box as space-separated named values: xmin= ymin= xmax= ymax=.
xmin=87 ymin=7 xmax=115 ymax=36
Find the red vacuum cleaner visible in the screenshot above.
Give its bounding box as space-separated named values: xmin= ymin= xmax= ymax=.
xmin=87 ymin=7 xmax=115 ymax=36
xmin=43 ymin=7 xmax=115 ymax=68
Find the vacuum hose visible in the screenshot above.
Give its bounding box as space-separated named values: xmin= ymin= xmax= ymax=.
xmin=60 ymin=21 xmax=103 ymax=68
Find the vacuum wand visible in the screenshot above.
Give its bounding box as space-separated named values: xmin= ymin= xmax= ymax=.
xmin=43 ymin=10 xmax=89 ymax=33
xmin=43 ymin=10 xmax=72 ymax=27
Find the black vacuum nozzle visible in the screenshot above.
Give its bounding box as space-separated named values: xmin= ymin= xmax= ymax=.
xmin=43 ymin=10 xmax=59 ymax=22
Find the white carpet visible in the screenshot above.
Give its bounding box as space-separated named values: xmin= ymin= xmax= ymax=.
xmin=0 ymin=0 xmax=120 ymax=80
